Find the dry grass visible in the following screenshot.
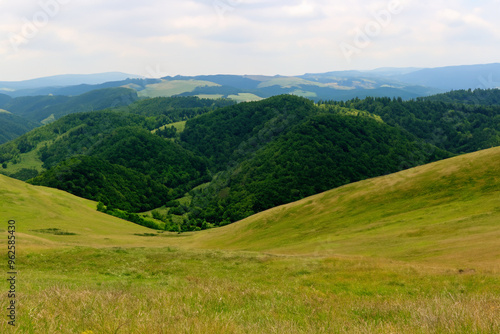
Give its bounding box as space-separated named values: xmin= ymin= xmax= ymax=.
xmin=1 ymin=248 xmax=498 ymax=333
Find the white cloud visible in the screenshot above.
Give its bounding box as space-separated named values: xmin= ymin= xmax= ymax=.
xmin=284 ymin=1 xmax=322 ymax=19
xmin=0 ymin=0 xmax=499 ymax=80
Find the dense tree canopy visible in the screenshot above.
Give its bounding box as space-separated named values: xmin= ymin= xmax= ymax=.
xmin=2 ymin=91 xmax=499 ymax=231
xmin=29 ymin=156 xmax=172 ymax=212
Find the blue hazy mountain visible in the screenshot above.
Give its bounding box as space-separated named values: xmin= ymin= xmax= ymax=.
xmin=0 ymin=72 xmax=143 ymax=97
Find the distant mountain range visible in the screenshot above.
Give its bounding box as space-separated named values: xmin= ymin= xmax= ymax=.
xmin=1 ymin=64 xmax=499 ymax=101
xmin=0 ymin=72 xmax=145 ymax=97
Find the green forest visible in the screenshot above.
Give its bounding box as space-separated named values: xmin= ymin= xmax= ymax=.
xmin=1 ymin=89 xmax=499 ymax=231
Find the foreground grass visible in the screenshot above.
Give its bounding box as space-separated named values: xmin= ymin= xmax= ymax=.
xmin=1 ymin=247 xmax=499 ymax=333
xmin=1 ymin=147 xmax=499 ymax=332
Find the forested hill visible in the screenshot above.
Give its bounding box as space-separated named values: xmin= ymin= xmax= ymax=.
xmin=1 ymin=110 xmax=209 ymax=212
xmin=419 ymin=88 xmax=500 ymax=106
xmin=0 ymin=87 xmax=139 ymax=123
xmin=321 ymin=95 xmax=500 ymax=154
xmin=1 ymin=94 xmax=499 ymax=232
xmin=188 ymin=112 xmax=449 ymax=223
xmin=181 ymin=95 xmax=317 ymax=168
xmin=0 ymin=112 xmax=40 ymax=145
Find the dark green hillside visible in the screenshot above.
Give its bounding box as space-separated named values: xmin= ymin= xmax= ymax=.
xmin=192 ymin=113 xmax=450 ymax=223
xmin=29 ymin=156 xmax=171 ymax=212
xmin=181 ymin=95 xmax=317 ymax=167
xmin=88 ymin=127 xmax=208 ymax=193
xmin=121 ymin=96 xmax=235 ymax=122
xmin=17 ymin=118 xmax=207 ymax=196
xmin=5 ymin=93 xmax=498 ymax=232
xmin=1 ymin=104 xmax=212 ymax=213
xmin=1 ymin=94 xmax=69 ymax=121
xmin=0 ymin=112 xmax=40 ymax=144
xmin=0 ymin=111 xmax=154 ymax=168
xmin=420 ymin=88 xmax=500 ymax=106
xmin=0 ymin=93 xmax=12 ymax=105
xmin=2 ymin=87 xmax=138 ymax=123
xmin=0 ymin=96 xmax=230 ymax=169
xmin=323 ymin=96 xmax=500 ymax=154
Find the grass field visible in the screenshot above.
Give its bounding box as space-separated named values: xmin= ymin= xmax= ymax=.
xmin=257 ymin=77 xmax=327 ymax=89
xmin=1 ymin=247 xmax=498 ymax=333
xmin=138 ymin=80 xmax=220 ymax=98
xmin=1 ymin=147 xmax=499 ymax=332
xmin=153 ymin=121 xmax=186 ymax=134
xmin=174 ymin=147 xmax=500 ymax=271
xmin=226 ymin=93 xmax=264 ymax=102
xmin=1 ymin=140 xmax=50 ymax=175
xmin=291 ymin=90 xmax=318 ymax=98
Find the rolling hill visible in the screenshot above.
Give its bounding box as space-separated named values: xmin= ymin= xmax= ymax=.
xmin=2 ymin=64 xmax=498 ymax=105
xmin=1 ymin=145 xmax=499 ymax=269
xmin=397 ymin=63 xmax=500 ymax=91
xmin=0 ymin=173 xmax=164 ymax=249
xmin=0 ymin=87 xmax=139 ymax=123
xmin=2 ymin=92 xmax=499 ymax=232
xmin=0 ymin=112 xmax=40 ymax=145
xmin=0 ymin=72 xmax=143 ymax=97
xmin=158 ymin=146 xmax=500 ymax=268
xmin=2 ymin=143 xmax=498 ymax=334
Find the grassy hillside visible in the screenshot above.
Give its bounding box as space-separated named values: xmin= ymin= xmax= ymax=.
xmin=138 ymin=80 xmax=220 ymax=98
xmin=2 ymin=145 xmax=498 ymax=267
xmin=184 ymin=146 xmax=500 ymax=269
xmin=0 ymin=174 xmax=170 ymax=249
xmin=0 ymin=148 xmax=499 ymax=333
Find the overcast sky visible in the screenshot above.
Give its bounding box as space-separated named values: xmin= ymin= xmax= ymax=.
xmin=0 ymin=0 xmax=499 ymax=81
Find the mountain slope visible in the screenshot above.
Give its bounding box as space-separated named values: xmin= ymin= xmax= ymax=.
xmin=0 ymin=112 xmax=40 ymax=145
xmin=3 ymin=146 xmax=499 ymax=268
xmin=0 ymin=173 xmax=164 ymax=248
xmin=326 ymin=96 xmax=500 ymax=154
xmin=191 ymin=111 xmax=449 ymax=223
xmin=398 ymin=63 xmax=500 ymax=91
xmin=186 ymin=146 xmax=500 ymax=268
xmin=421 ymin=88 xmax=500 ymax=106
xmin=2 ymin=87 xmax=138 ymax=123
xmin=0 ymin=72 xmax=141 ymax=94
xmin=28 ymin=155 xmax=173 ymax=212
xmin=4 ymin=94 xmax=498 ymax=233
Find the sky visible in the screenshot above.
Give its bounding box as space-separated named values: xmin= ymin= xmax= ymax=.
xmin=0 ymin=0 xmax=499 ymax=81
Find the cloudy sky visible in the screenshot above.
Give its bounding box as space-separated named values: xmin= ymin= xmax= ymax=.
xmin=0 ymin=0 xmax=499 ymax=80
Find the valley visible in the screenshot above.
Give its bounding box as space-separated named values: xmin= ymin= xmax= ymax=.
xmin=0 ymin=82 xmax=499 ymax=333
xmin=0 ymin=145 xmax=499 ymax=332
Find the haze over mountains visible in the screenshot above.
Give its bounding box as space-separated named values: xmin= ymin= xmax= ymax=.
xmin=1 ymin=63 xmax=499 ymax=100
xmin=0 ymin=63 xmax=499 ymax=230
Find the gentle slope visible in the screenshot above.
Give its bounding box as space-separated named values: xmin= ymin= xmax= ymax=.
xmin=1 ymin=147 xmax=499 ymax=268
xmin=183 ymin=146 xmax=500 ymax=268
